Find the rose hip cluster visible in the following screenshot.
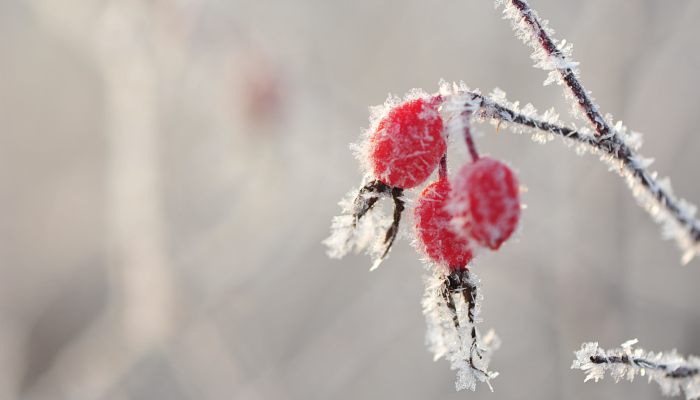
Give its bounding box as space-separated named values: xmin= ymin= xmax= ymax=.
xmin=357 ymin=95 xmax=521 ymax=271
xmin=328 ymin=92 xmax=521 ymax=387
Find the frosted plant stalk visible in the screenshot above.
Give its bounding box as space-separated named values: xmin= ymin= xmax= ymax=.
xmin=430 ymin=83 xmax=700 ymax=263
xmin=572 ymin=339 xmax=700 ymax=399
xmin=494 ymin=0 xmax=700 ymax=262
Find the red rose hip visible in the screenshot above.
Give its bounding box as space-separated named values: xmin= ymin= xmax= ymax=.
xmin=415 ymin=178 xmax=473 ymax=270
xmin=451 ymin=157 xmax=520 ymax=250
xmin=369 ymin=98 xmax=446 ymax=189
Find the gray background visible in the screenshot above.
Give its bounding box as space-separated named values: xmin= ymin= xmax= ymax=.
xmin=2 ymin=0 xmax=700 ymax=399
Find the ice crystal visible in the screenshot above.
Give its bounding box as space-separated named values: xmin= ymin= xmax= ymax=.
xmin=572 ymin=339 xmax=700 ymax=399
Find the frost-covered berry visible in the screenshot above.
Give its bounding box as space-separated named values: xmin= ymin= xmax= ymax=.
xmin=451 ymin=157 xmax=520 ymax=250
xmin=415 ymin=179 xmax=473 ymax=269
xmin=369 ymin=98 xmax=446 ymax=189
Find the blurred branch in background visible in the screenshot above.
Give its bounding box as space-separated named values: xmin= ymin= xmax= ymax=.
xmin=22 ymin=0 xmax=175 ymax=397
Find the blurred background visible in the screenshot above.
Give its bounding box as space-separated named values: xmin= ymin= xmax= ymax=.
xmin=2 ymin=0 xmax=700 ymax=399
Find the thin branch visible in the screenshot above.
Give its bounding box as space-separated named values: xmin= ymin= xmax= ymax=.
xmin=572 ymin=340 xmax=700 ymax=400
xmin=458 ymin=91 xmax=700 ymax=263
xmin=506 ymin=0 xmax=611 ymax=138
xmin=498 ymin=0 xmax=700 ymax=262
xmin=589 ymin=354 xmax=699 ymax=379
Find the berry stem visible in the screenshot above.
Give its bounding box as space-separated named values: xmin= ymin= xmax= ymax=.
xmin=439 ymin=154 xmax=448 ymax=180
xmin=463 ymin=121 xmax=480 ymax=162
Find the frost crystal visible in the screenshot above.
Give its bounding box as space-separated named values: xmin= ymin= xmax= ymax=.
xmin=572 ymin=340 xmax=700 ymax=399
xmin=422 ymin=267 xmax=500 ymax=391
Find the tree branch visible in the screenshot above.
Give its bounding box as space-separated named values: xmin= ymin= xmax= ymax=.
xmin=494 ymin=0 xmax=700 ymax=263
xmin=453 ymin=91 xmax=700 ymax=262
xmin=572 ymin=340 xmax=700 ymax=399
xmin=505 ymin=0 xmax=611 ymax=137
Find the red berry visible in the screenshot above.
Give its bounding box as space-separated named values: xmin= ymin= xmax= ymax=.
xmin=369 ymin=98 xmax=446 ymax=189
xmin=451 ymin=157 xmax=520 ymax=250
xmin=415 ymin=179 xmax=473 ymax=270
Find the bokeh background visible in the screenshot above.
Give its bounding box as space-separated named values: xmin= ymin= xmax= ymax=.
xmin=2 ymin=0 xmax=700 ymax=399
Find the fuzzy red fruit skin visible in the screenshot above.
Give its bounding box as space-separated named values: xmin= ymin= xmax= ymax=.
xmin=369 ymin=98 xmax=446 ymax=189
xmin=451 ymin=157 xmax=520 ymax=250
xmin=415 ymin=179 xmax=473 ymax=270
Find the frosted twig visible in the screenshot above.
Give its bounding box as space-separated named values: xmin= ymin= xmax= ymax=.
xmin=496 ymin=0 xmax=700 ymax=263
xmin=500 ymin=0 xmax=610 ymax=135
xmin=456 ymin=90 xmax=700 ymax=263
xmin=572 ymin=339 xmax=700 ymax=399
